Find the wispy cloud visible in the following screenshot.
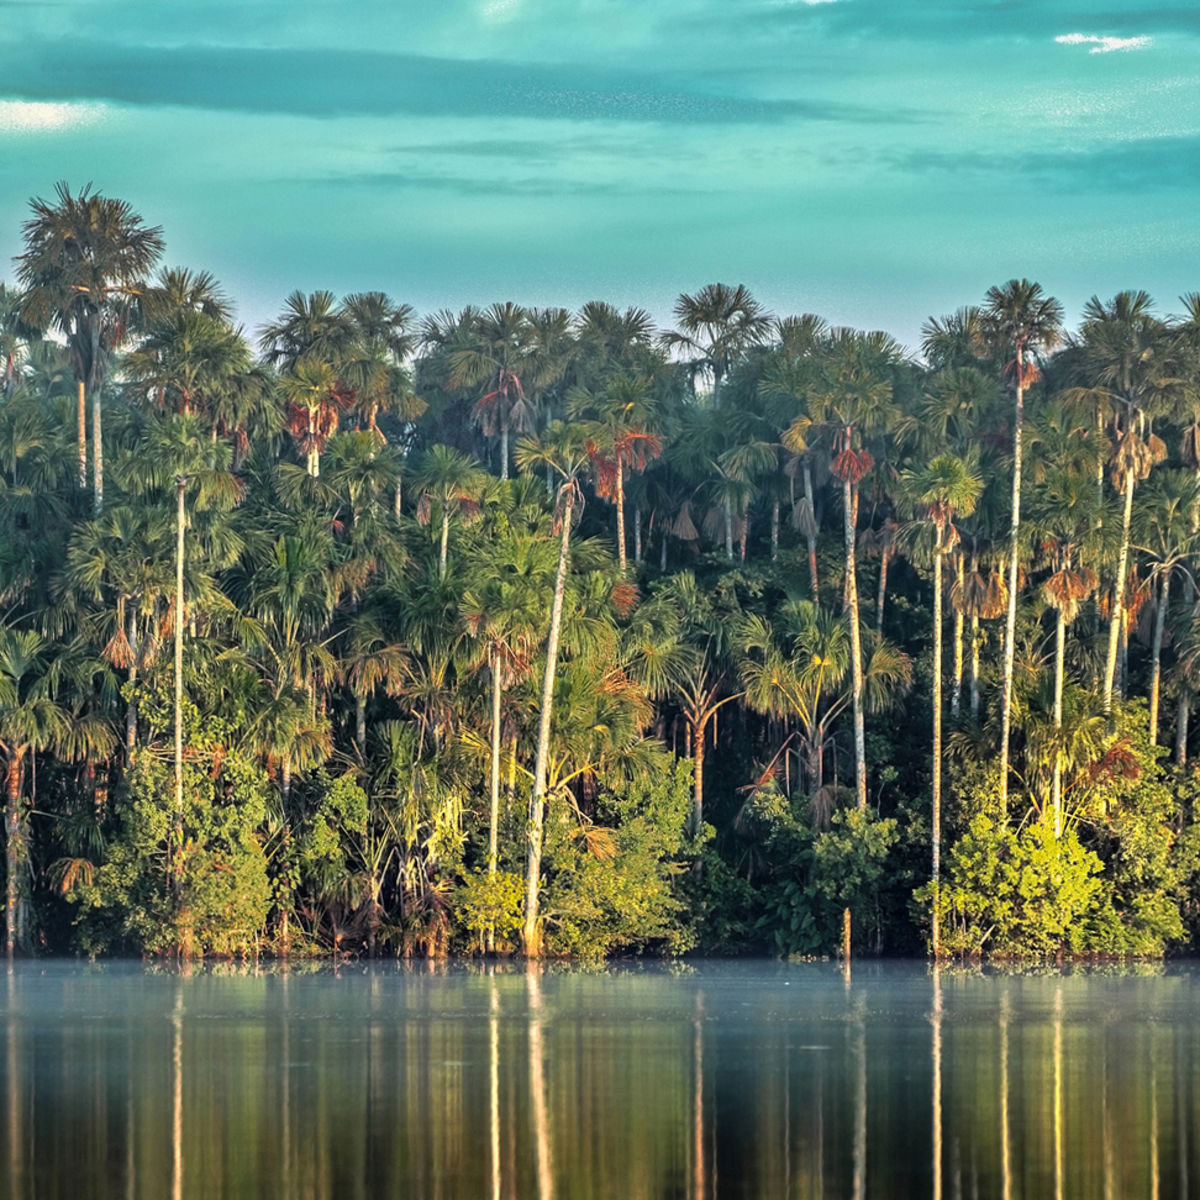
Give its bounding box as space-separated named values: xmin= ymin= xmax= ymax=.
xmin=0 ymin=99 xmax=104 ymax=132
xmin=1055 ymin=33 xmax=1152 ymax=53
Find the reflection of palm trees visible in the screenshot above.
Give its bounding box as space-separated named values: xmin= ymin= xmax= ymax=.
xmin=931 ymin=965 xmax=943 ymax=1200
xmin=172 ymin=976 xmax=184 ymax=1200
xmin=693 ymin=988 xmax=705 ymax=1200
xmin=490 ymin=972 xmax=501 ymax=1200
xmin=1000 ymin=987 xmax=1012 ymax=1200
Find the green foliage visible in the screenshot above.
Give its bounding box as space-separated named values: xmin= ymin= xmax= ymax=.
xmin=541 ymin=756 xmax=696 ymax=958
xmin=927 ymin=814 xmax=1103 ymax=957
xmin=454 ymin=869 xmax=525 ymax=951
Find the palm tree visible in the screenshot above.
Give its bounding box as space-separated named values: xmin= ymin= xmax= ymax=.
xmin=1067 ymin=291 xmax=1174 ymax=710
xmin=127 ymin=413 xmax=245 ymax=892
xmin=0 ymin=629 xmax=113 ymax=955
xmin=807 ymin=329 xmax=902 ymax=809
xmin=513 ymin=421 xmax=589 ymax=956
xmin=16 ymin=183 xmax=164 ymax=510
xmin=447 ymin=303 xmax=539 ymax=480
xmin=905 ymin=454 xmax=982 ymax=955
xmin=980 ymin=279 xmax=1064 ymax=812
xmin=410 ymin=445 xmax=486 ymax=580
xmin=664 ymin=283 xmax=772 ymax=408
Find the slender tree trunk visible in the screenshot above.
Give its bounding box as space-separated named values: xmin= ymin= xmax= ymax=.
xmin=439 ymin=508 xmax=450 ymax=580
xmin=489 ymin=650 xmax=502 ymax=878
xmin=1104 ymin=468 xmax=1136 ymax=711
xmin=875 ymin=544 xmax=891 ymax=636
xmin=1176 ymin=691 xmax=1190 ymax=767
xmin=126 ymin=606 xmax=139 ymax=752
xmin=355 ymin=693 xmax=366 ymax=750
xmin=771 ymin=499 xmax=779 ymax=562
xmin=522 ymin=491 xmax=574 ymax=957
xmin=92 ymin=382 xmax=104 ymax=514
xmin=970 ymin=627 xmax=981 ymax=724
xmin=723 ymin=502 xmax=733 ymax=561
xmin=634 ymin=505 xmax=642 ymax=564
xmin=77 ymin=378 xmax=87 ymax=490
xmin=739 ymin=508 xmax=748 ymax=562
xmin=5 ymin=749 xmax=28 ymax=958
xmin=692 ymin=719 xmax=705 ymax=836
xmin=804 ymin=461 xmax=819 ymax=596
xmin=844 ymin=477 xmax=867 ymax=810
xmin=173 ymin=476 xmax=186 ymax=898
xmin=1150 ymin=572 xmax=1168 ymax=746
xmin=660 ymin=528 xmax=668 ymax=572
xmin=615 ymin=459 xmax=627 ymax=570
xmin=998 ymin=378 xmax=1025 ymax=815
xmin=1052 ymin=609 xmax=1065 ymax=839
xmin=951 ymin=553 xmax=965 ymax=717
xmin=931 ymin=527 xmax=944 ymax=957
xmin=500 ymin=420 xmax=510 ymax=483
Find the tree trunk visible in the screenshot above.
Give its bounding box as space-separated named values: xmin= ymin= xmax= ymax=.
xmin=970 ymin=618 xmax=981 ymax=723
xmin=1103 ymin=467 xmax=1136 ymax=711
xmin=173 ymin=476 xmax=186 ymax=898
xmin=489 ymin=649 xmax=502 ymax=878
xmin=500 ymin=420 xmax=510 ymax=483
xmin=844 ymin=477 xmax=867 ymax=810
xmin=126 ymin=606 xmax=139 ymax=752
xmin=5 ymin=748 xmax=28 ymax=959
xmin=1052 ymin=608 xmax=1066 ymax=839
xmin=1149 ymin=572 xmax=1168 ymax=746
xmin=771 ymin=499 xmax=779 ymax=562
xmin=615 ymin=459 xmax=627 ymax=570
xmin=439 ymin=508 xmax=450 ymax=580
xmin=634 ymin=505 xmax=642 ymax=564
xmin=875 ymin=544 xmax=891 ymax=636
xmin=931 ymin=527 xmax=943 ymax=957
xmin=77 ymin=379 xmax=87 ymax=490
xmin=522 ymin=490 xmax=574 ymax=957
xmin=692 ymin=719 xmax=705 ymax=836
xmin=951 ymin=553 xmax=965 ymax=717
xmin=356 ymin=693 xmax=366 ymax=750
xmin=1176 ymin=690 xmax=1190 ymax=767
xmin=723 ymin=502 xmax=733 ymax=561
xmin=998 ymin=377 xmax=1025 ymax=816
xmin=92 ymin=381 xmax=104 ymax=514
xmin=804 ymin=461 xmax=819 ymax=596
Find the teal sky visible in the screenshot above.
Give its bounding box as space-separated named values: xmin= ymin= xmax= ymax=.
xmin=1 ymin=1 xmax=1197 ymax=349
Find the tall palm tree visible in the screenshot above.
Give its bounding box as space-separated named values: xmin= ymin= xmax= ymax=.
xmin=980 ymin=279 xmax=1063 ymax=812
xmin=806 ymin=328 xmax=902 ymax=809
xmin=664 ymin=283 xmax=772 ymax=408
xmin=127 ymin=413 xmax=245 ymax=893
xmin=905 ymin=454 xmax=982 ymax=955
xmin=16 ymin=183 xmax=164 ymax=510
xmin=1067 ymin=291 xmax=1174 ymax=710
xmin=410 ymin=445 xmax=486 ymax=580
xmin=513 ymin=421 xmax=590 ymax=956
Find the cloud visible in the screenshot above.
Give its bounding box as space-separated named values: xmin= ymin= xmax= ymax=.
xmin=0 ymin=39 xmax=916 ymax=126
xmin=0 ymin=98 xmax=104 ymax=132
xmin=893 ymin=134 xmax=1200 ymax=192
xmin=1055 ymin=32 xmax=1152 ymax=53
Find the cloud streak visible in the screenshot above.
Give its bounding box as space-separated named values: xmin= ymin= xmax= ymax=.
xmin=1055 ymin=32 xmax=1152 ymax=53
xmin=0 ymin=39 xmax=916 ymax=126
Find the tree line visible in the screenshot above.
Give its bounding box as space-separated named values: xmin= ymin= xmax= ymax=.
xmin=2 ymin=181 xmax=1199 ymax=958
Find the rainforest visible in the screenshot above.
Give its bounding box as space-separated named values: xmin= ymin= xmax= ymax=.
xmin=2 ymin=182 xmax=1199 ymax=961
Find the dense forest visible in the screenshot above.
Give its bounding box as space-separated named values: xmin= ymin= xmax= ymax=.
xmin=2 ymin=182 xmax=1199 ymax=959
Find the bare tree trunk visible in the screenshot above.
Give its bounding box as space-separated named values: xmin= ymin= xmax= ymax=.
xmin=126 ymin=606 xmax=139 ymax=752
xmin=998 ymin=379 xmax=1025 ymax=815
xmin=1052 ymin=608 xmax=1066 ymax=838
xmin=1103 ymin=468 xmax=1135 ymax=711
xmin=931 ymin=528 xmax=944 ymax=956
xmin=723 ymin=502 xmax=733 ymax=561
xmin=951 ymin=552 xmax=965 ymax=717
xmin=489 ymin=650 xmax=502 ymax=879
xmin=499 ymin=420 xmax=510 ymax=483
xmin=804 ymin=461 xmax=819 ymax=596
xmin=875 ymin=545 xmax=891 ymax=636
xmin=173 ymin=476 xmax=186 ymax=899
xmin=439 ymin=508 xmax=450 ymax=580
xmin=844 ymin=477 xmax=867 ymax=810
xmin=1177 ymin=690 xmax=1190 ymax=767
xmin=692 ymin=720 xmax=705 ymax=836
xmin=771 ymin=499 xmax=779 ymax=562
xmin=5 ymin=749 xmax=27 ymax=958
xmin=970 ymin=611 xmax=981 ymax=722
xmin=77 ymin=379 xmax=87 ymax=490
xmin=522 ymin=491 xmax=574 ymax=958
xmin=634 ymin=505 xmax=642 ymax=564
xmin=355 ymin=693 xmax=366 ymax=750
xmin=615 ymin=459 xmax=626 ymax=570
xmin=1150 ymin=572 xmax=1168 ymax=746
xmin=93 ymin=381 xmax=104 ymax=514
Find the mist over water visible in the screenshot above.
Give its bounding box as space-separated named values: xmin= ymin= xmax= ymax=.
xmin=1 ymin=961 xmax=1195 ymax=1198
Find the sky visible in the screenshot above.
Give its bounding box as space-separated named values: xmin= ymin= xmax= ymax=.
xmin=1 ymin=0 xmax=1197 ymax=350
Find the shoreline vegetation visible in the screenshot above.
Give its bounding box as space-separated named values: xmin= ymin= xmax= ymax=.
xmin=3 ymin=183 xmax=1200 ymax=962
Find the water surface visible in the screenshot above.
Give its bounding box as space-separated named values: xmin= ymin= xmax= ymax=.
xmin=1 ymin=961 xmax=1196 ymax=1198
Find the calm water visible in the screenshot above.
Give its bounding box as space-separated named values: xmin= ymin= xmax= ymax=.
xmin=1 ymin=960 xmax=1196 ymax=1199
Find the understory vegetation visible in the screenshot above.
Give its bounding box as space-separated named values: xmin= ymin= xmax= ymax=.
xmin=4 ymin=183 xmax=1200 ymax=959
